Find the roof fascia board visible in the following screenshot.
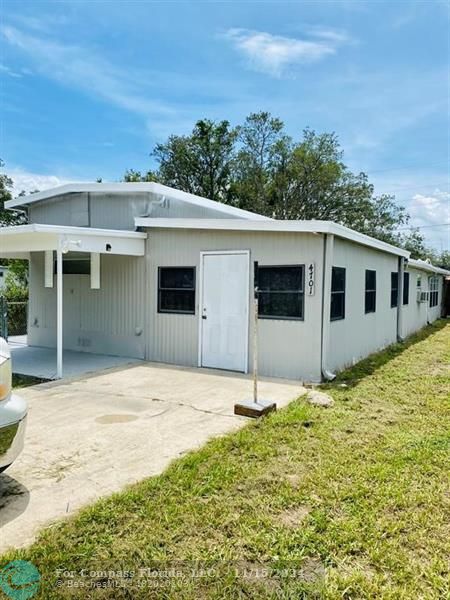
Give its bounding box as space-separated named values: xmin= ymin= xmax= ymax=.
xmin=136 ymin=218 xmax=409 ymax=258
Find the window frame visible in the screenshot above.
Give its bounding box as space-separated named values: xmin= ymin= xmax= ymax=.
xmin=429 ymin=276 xmax=439 ymax=308
xmin=390 ymin=272 xmax=399 ymax=308
xmin=365 ymin=269 xmax=377 ymax=314
xmin=257 ymin=264 xmax=305 ymax=321
xmin=157 ymin=266 xmax=196 ymax=315
xmin=330 ymin=266 xmax=346 ymax=321
xmin=403 ymin=272 xmax=410 ymax=305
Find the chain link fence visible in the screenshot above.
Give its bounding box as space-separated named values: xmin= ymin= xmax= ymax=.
xmin=0 ymin=297 xmax=28 ymax=339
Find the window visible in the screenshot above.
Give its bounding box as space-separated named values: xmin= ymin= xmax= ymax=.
xmin=365 ymin=270 xmax=376 ymax=314
xmin=158 ymin=267 xmax=195 ymax=314
xmin=54 ymin=256 xmax=90 ymax=275
xmin=403 ymin=272 xmax=410 ymax=305
xmin=391 ymin=272 xmax=399 ymax=308
xmin=429 ymin=277 xmax=439 ymax=308
xmin=257 ymin=265 xmax=304 ymax=320
xmin=417 ymin=275 xmax=422 ymax=288
xmin=330 ymin=266 xmax=346 ymax=321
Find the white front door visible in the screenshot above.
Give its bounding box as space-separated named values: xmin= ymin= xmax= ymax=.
xmin=200 ymin=252 xmax=249 ymax=372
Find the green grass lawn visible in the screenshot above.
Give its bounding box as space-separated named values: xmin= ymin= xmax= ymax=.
xmin=2 ymin=322 xmax=449 ymax=599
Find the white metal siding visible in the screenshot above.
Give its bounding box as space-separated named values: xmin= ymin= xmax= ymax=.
xmin=401 ymin=268 xmax=443 ymax=338
xmin=29 ymin=194 xmax=89 ymax=227
xmin=328 ymin=238 xmax=399 ymax=373
xmin=28 ymin=252 xmax=146 ymax=358
xmin=28 ymin=191 xmax=251 ymax=230
xmin=146 ymin=229 xmax=324 ymax=381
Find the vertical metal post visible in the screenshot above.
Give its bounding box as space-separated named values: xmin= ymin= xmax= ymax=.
xmin=253 ymin=294 xmax=258 ymax=404
xmin=56 ymin=241 xmax=63 ymax=379
xmin=253 ymin=260 xmax=259 ymax=405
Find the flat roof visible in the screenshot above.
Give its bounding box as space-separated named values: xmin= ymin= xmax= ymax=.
xmin=408 ymin=258 xmax=450 ymax=276
xmin=135 ymin=218 xmax=411 ymax=258
xmin=0 ymin=224 xmax=147 ymax=257
xmin=5 ymin=182 xmax=271 ymax=221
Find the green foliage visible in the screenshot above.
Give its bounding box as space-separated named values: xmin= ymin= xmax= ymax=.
xmin=3 ymin=268 xmax=28 ymax=301
xmin=0 ymin=159 xmax=27 ymax=226
xmin=153 ymin=119 xmax=238 ymax=202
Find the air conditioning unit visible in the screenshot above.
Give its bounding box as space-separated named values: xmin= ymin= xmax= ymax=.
xmin=417 ymin=290 xmax=429 ymax=303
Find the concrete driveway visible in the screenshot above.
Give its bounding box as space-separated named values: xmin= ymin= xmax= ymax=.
xmin=0 ymin=362 xmax=304 ymax=553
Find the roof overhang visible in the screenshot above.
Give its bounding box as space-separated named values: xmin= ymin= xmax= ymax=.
xmin=408 ymin=258 xmax=450 ymax=276
xmin=0 ymin=224 xmax=147 ymax=258
xmin=135 ymin=218 xmax=411 ymax=258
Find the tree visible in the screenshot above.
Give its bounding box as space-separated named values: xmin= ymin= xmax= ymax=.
xmin=0 ymin=159 xmax=27 ymax=226
xmin=232 ymin=112 xmax=289 ymax=214
xmin=152 ymin=119 xmax=238 ymax=202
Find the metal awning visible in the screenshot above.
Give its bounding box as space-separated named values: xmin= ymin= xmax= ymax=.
xmin=0 ymin=224 xmax=147 ymax=379
xmin=0 ymin=223 xmax=147 ymax=258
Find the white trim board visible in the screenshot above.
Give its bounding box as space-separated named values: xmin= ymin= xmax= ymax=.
xmin=136 ymin=218 xmax=411 ymax=259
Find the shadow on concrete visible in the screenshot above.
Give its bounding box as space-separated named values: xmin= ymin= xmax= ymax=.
xmin=0 ymin=473 xmax=30 ymax=527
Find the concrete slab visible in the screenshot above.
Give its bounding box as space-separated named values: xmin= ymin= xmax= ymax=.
xmin=0 ymin=362 xmax=305 ymax=553
xmin=9 ymin=343 xmax=141 ymax=380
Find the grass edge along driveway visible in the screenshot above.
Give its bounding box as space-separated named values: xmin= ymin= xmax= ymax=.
xmin=1 ymin=321 xmax=449 ymax=599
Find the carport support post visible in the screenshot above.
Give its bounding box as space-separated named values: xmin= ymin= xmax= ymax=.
xmin=56 ymin=240 xmax=63 ymax=379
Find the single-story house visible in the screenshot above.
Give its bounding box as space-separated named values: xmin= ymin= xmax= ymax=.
xmin=1 ymin=182 xmax=448 ymax=381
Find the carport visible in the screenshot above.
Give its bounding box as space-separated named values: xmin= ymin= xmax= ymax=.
xmin=0 ymin=223 xmax=147 ymax=378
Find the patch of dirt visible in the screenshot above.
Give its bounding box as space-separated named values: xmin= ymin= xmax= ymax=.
xmin=277 ymin=505 xmax=311 ymax=528
xmin=95 ymin=414 xmax=139 ymax=424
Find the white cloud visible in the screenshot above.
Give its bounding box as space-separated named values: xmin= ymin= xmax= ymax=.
xmin=223 ymin=28 xmax=342 ymax=77
xmin=409 ymin=189 xmax=449 ymax=227
xmin=0 ymin=25 xmax=177 ymax=124
xmin=406 ymin=189 xmax=450 ymax=251
xmin=6 ymin=167 xmax=77 ymax=197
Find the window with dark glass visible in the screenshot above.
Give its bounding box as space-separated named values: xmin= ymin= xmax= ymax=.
xmin=365 ymin=269 xmax=376 ymax=314
xmin=257 ymin=265 xmax=304 ymax=319
xmin=54 ymin=256 xmax=90 ymax=275
xmin=330 ymin=266 xmax=346 ymax=321
xmin=429 ymin=277 xmax=439 ymax=308
xmin=158 ymin=267 xmax=195 ymax=314
xmin=403 ymin=272 xmax=410 ymax=305
xmin=391 ymin=272 xmax=399 ymax=308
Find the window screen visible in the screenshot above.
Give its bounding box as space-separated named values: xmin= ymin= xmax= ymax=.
xmin=391 ymin=272 xmax=399 ymax=308
xmin=365 ymin=270 xmax=376 ymax=314
xmin=429 ymin=277 xmax=439 ymax=308
xmin=403 ymin=272 xmax=410 ymax=305
xmin=158 ymin=267 xmax=195 ymax=314
xmin=258 ymin=265 xmax=304 ymax=319
xmin=330 ymin=266 xmax=346 ymax=321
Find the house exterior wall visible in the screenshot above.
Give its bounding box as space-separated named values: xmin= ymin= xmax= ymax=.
xmin=328 ymin=238 xmax=399 ymax=373
xmin=400 ymin=267 xmax=444 ymax=338
xmin=28 ymin=192 xmax=249 ymax=230
xmin=145 ymin=228 xmax=325 ymax=382
xmin=29 ymin=194 xmax=89 ymax=227
xmin=27 ymin=252 xmax=146 ymax=359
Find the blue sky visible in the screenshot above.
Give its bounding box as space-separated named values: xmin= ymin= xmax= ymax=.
xmin=1 ymin=0 xmax=449 ymax=250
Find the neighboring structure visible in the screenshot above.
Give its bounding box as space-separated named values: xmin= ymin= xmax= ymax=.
xmin=0 ymin=265 xmax=8 ymax=291
xmin=1 ymin=182 xmax=448 ymax=381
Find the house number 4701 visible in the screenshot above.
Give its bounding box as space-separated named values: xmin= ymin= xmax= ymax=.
xmin=307 ymin=263 xmax=315 ymax=296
